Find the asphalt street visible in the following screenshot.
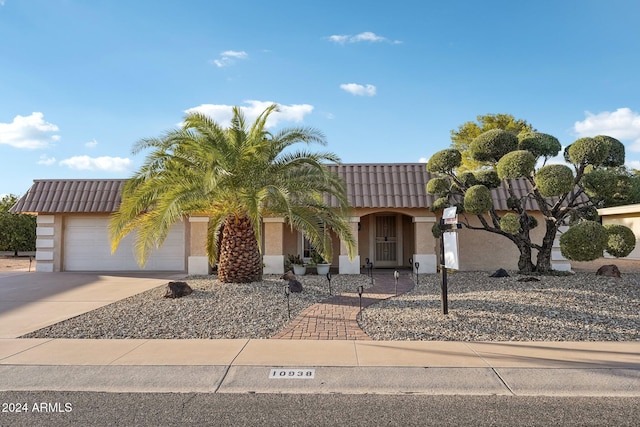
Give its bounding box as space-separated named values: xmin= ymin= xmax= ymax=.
xmin=1 ymin=392 xmax=639 ymax=426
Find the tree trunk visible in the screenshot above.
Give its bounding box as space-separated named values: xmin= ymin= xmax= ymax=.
xmin=217 ymin=214 xmax=263 ymax=283
xmin=535 ymin=221 xmax=559 ymax=273
xmin=516 ymin=238 xmax=535 ymax=273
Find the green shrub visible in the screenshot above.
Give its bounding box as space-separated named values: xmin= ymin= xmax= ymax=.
xmin=427 ymin=149 xmax=462 ymax=173
xmin=535 ymin=164 xmax=574 ymax=197
xmin=559 ymin=221 xmax=607 ymax=261
xmin=595 ymin=135 xmax=625 ymax=167
xmin=431 ymin=197 xmax=450 ymax=212
xmin=464 ymin=185 xmax=492 ymax=214
xmin=470 ymin=129 xmax=519 ymax=163
xmin=567 ymin=137 xmax=607 ymax=166
xmin=581 ymin=169 xmax=618 ymax=199
xmin=496 ymin=150 xmax=536 ymax=179
xmin=518 ymin=132 xmax=562 ymax=158
xmin=457 ymin=171 xmax=477 ymax=187
xmin=500 ymin=213 xmax=520 ymax=234
xmin=604 ymin=224 xmax=636 ymax=257
xmin=432 ymin=223 xmax=442 ymax=239
xmin=474 ymin=169 xmax=501 ymax=189
xmin=426 ymin=177 xmax=450 ymax=195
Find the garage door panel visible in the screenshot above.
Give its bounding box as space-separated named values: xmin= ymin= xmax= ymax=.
xmin=64 ymin=217 xmax=185 ymax=271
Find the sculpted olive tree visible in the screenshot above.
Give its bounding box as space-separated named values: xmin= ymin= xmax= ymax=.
xmin=427 ymin=128 xmax=635 ymax=273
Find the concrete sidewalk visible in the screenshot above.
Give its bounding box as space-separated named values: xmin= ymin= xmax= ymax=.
xmin=0 ymin=271 xmax=639 ymax=396
xmin=1 ymin=339 xmax=639 ymax=396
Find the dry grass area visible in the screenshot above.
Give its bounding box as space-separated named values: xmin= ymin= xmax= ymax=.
xmin=0 ymin=256 xmax=36 ymax=271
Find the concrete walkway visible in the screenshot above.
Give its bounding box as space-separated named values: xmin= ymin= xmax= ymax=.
xmin=272 ymin=270 xmax=415 ymax=340
xmin=1 ymin=339 xmax=639 ymax=395
xmin=0 ymin=270 xmax=639 ymax=396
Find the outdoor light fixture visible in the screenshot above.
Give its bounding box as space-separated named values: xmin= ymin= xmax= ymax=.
xmin=394 ymin=270 xmax=399 ymax=296
xmin=326 ymin=272 xmax=332 ymax=296
xmin=368 ymin=261 xmax=374 ymax=284
xmin=284 ymin=285 xmax=291 ymax=319
xmin=414 ymin=261 xmax=420 ymax=283
xmin=357 ymin=285 xmax=364 ymax=311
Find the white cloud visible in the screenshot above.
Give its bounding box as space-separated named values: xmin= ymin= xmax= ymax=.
xmin=574 ymin=107 xmax=640 ymax=151
xmin=625 ymin=160 xmax=640 ymax=171
xmin=37 ymin=154 xmax=56 ymax=166
xmin=327 ymin=32 xmax=401 ymax=44
xmin=418 ymin=157 xmax=428 ymax=163
xmin=340 ymin=83 xmax=377 ymax=96
xmin=0 ymin=112 xmax=60 ymax=149
xmin=185 ymin=100 xmax=314 ymax=129
xmin=211 ymin=50 xmax=248 ymax=68
xmin=327 ymin=35 xmax=349 ymax=44
xmin=59 ymin=156 xmax=131 ymax=172
xmin=85 ymin=139 xmax=98 ymax=148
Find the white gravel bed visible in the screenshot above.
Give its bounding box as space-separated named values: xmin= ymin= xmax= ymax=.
xmin=21 ymin=274 xmax=371 ymax=339
xmin=359 ymin=271 xmax=640 ymax=341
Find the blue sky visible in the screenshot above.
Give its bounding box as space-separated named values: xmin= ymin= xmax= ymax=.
xmin=2 ymin=0 xmax=640 ymax=197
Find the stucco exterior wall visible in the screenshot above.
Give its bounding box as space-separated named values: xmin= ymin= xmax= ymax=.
xmin=455 ymin=211 xmax=547 ymax=271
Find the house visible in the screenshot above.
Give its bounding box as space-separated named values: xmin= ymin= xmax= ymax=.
xmin=10 ymin=163 xmax=571 ymax=274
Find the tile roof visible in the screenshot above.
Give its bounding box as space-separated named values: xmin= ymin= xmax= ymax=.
xmin=11 ymin=164 xmax=587 ymax=214
xmin=10 ymin=179 xmax=126 ymax=214
xmin=326 ymin=163 xmax=436 ymax=208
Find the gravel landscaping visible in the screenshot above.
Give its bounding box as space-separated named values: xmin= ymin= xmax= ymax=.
xmin=21 ymin=271 xmax=640 ymax=341
xmin=360 ymin=271 xmax=640 ymax=341
xmin=21 ymin=274 xmax=370 ymax=340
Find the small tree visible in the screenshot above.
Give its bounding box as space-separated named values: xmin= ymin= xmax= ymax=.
xmin=450 ymin=113 xmax=534 ymax=171
xmin=427 ymin=126 xmax=635 ymax=273
xmin=0 ymin=194 xmax=36 ymax=256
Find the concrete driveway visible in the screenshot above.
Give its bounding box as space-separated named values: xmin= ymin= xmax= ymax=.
xmin=0 ymin=271 xmax=184 ymax=338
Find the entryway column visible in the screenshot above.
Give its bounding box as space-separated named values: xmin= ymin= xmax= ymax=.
xmin=339 ymin=217 xmax=360 ymax=274
xmin=413 ymin=216 xmax=437 ymax=273
xmin=188 ymin=216 xmax=210 ymax=275
xmin=263 ymin=217 xmax=285 ymax=274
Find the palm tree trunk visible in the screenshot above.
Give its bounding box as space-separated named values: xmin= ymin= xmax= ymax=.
xmin=218 ymin=214 xmax=262 ymax=283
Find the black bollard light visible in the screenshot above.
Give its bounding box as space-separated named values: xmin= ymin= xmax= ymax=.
xmin=357 ymin=285 xmax=364 ymax=311
xmin=326 ymin=272 xmax=332 ymax=296
xmin=29 ymin=255 xmax=33 ymax=272
xmin=414 ymin=261 xmax=420 ymax=283
xmin=394 ymin=270 xmax=399 ymax=296
xmin=368 ymin=262 xmax=374 ymax=284
xmin=284 ymin=285 xmax=291 ymax=320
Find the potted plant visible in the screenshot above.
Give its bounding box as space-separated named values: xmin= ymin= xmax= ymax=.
xmin=311 ymin=251 xmax=331 ymax=275
xmin=286 ymin=254 xmax=306 ymax=275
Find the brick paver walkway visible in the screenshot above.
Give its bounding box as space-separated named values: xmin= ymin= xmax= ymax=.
xmin=271 ymin=269 xmax=416 ymax=340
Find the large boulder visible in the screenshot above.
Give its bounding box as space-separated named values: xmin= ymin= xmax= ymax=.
xmin=596 ymin=264 xmax=621 ymax=278
xmin=489 ymin=268 xmax=510 ymax=278
xmin=163 ymin=281 xmax=193 ymax=298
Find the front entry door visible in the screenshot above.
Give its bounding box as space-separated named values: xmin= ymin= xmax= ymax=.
xmin=374 ymin=214 xmax=400 ymax=267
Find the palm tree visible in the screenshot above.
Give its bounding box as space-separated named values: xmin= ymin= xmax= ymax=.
xmin=110 ymin=104 xmax=356 ymax=283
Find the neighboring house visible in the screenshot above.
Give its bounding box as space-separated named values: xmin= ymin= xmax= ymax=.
xmin=597 ymin=204 xmax=640 ymax=260
xmin=10 ymin=163 xmax=571 ymax=274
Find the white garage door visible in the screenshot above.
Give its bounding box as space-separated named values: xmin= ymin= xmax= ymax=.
xmin=64 ymin=216 xmax=186 ymax=271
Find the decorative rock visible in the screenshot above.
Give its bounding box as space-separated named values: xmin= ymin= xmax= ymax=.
xmin=596 ymin=264 xmax=621 ymax=278
xmin=517 ymin=276 xmax=540 ymax=282
xmin=489 ymin=268 xmax=510 ymax=278
xmin=163 ymin=281 xmax=193 ymax=298
xmin=282 ymin=270 xmax=303 ymax=293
